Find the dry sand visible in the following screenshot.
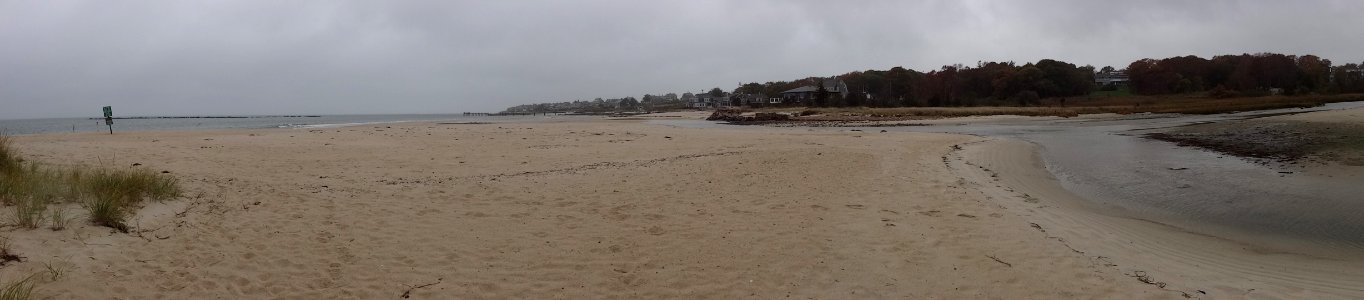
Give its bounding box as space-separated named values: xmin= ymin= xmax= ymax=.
xmin=1 ymin=118 xmax=1177 ymax=299
xmin=2 ymin=112 xmax=1358 ymax=299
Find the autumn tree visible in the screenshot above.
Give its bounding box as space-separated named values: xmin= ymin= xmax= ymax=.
xmin=707 ymin=87 xmax=725 ymax=97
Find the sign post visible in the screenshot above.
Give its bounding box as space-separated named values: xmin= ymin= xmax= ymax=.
xmin=103 ymin=106 xmax=113 ymax=134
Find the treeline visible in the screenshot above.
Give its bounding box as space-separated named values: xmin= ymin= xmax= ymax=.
xmin=503 ymin=52 xmax=1364 ymax=112
xmin=737 ymin=59 xmax=1095 ymax=107
xmin=733 ymin=53 xmax=1363 ymax=107
xmin=1127 ymin=53 xmax=1364 ymax=96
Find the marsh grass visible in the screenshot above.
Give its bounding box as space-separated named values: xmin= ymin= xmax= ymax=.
xmin=801 ymin=106 xmax=1094 ymax=118
xmin=755 ymin=94 xmax=1364 ymax=118
xmin=0 ymin=135 xmax=182 ymax=232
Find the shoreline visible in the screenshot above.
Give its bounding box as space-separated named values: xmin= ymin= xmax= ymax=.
xmin=1142 ymin=109 xmax=1364 ymax=168
xmin=664 ymin=105 xmax=1364 ymax=297
xmin=945 ymin=138 xmax=1364 ymax=298
xmin=2 ymin=111 xmax=1361 ymax=298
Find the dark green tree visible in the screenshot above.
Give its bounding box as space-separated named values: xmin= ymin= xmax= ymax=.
xmin=814 ymin=83 xmax=829 ymax=107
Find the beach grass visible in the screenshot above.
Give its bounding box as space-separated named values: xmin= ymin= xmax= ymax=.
xmin=47 ymin=209 xmax=70 ymax=231
xmin=0 ymin=134 xmax=181 ymax=232
xmin=0 ymin=274 xmax=36 ymax=300
xmin=11 ymin=196 xmax=46 ymax=229
xmin=0 ymin=135 xmax=18 ymax=175
xmin=75 ymin=167 xmax=181 ymax=232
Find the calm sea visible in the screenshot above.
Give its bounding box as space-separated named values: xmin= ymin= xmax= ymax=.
xmin=0 ymin=114 xmax=489 ymax=135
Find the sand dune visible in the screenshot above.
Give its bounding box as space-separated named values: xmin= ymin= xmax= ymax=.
xmin=0 ymin=119 xmax=1178 ymax=298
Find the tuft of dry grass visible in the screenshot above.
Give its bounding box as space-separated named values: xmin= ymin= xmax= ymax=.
xmin=40 ymin=261 xmax=67 ymax=282
xmin=81 ymin=192 xmax=130 ymax=232
xmin=10 ymin=197 xmax=45 ymax=229
xmin=47 ymin=209 xmax=71 ymax=231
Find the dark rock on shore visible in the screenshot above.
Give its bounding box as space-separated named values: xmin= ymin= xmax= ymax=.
xmin=706 ymin=110 xmax=791 ymax=122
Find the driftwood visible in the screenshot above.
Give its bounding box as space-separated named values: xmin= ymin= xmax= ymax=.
xmin=400 ymin=278 xmax=443 ymax=298
xmin=986 ymin=255 xmax=1012 ymax=267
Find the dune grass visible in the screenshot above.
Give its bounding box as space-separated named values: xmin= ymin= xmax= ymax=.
xmin=0 ymin=135 xmax=18 ymax=175
xmin=0 ymin=274 xmax=36 ymax=300
xmin=0 ymin=134 xmax=181 ymax=232
xmin=47 ymin=209 xmax=70 ymax=231
xmin=10 ymin=197 xmax=45 ymax=229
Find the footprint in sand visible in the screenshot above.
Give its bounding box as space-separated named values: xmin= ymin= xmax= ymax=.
xmin=645 ymin=226 xmax=666 ymax=235
xmin=845 ymin=204 xmax=866 ymax=209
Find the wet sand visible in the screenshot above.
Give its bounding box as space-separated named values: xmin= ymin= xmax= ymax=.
xmin=662 ymin=103 xmax=1364 ymax=298
xmin=1149 ymin=107 xmax=1364 ymax=167
xmin=843 ymin=104 xmax=1364 ymax=250
xmin=949 ymin=138 xmax=1364 ymax=299
xmin=3 ymin=119 xmax=1174 ymax=299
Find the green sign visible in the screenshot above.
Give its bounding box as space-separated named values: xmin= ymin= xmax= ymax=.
xmin=102 ymin=106 xmax=112 ymax=117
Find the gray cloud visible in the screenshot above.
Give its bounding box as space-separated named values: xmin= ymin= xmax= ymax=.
xmin=2 ymin=0 xmax=1362 ymax=119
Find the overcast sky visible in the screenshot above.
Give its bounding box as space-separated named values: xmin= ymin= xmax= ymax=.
xmin=3 ymin=0 xmax=1362 ymax=119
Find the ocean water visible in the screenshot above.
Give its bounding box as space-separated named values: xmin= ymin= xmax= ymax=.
xmin=0 ymin=114 xmax=488 ymax=135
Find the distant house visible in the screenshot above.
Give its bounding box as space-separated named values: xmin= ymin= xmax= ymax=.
xmin=1095 ymin=70 xmax=1129 ymax=86
xmin=694 ymin=93 xmax=728 ymax=108
xmin=680 ymin=93 xmax=697 ymax=106
xmin=1331 ymin=66 xmax=1364 ymax=83
xmin=734 ymin=94 xmax=767 ymax=106
xmin=781 ymin=78 xmax=848 ymax=102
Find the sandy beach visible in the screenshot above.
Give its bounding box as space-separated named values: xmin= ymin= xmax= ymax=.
xmin=2 ymin=112 xmax=1362 ymax=299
